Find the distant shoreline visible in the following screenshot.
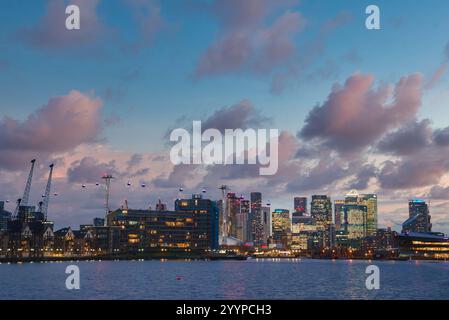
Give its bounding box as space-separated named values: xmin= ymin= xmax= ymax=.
xmin=0 ymin=255 xmax=446 ymax=264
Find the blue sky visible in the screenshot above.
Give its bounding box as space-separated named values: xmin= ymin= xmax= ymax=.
xmin=1 ymin=0 xmax=449 ymax=231
xmin=1 ymin=0 xmax=448 ymax=149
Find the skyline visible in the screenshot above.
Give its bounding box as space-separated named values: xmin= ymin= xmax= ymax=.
xmin=0 ymin=158 xmax=433 ymax=236
xmin=1 ymin=0 xmax=449 ymax=233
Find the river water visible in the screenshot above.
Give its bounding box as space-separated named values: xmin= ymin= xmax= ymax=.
xmin=1 ymin=259 xmax=448 ymax=300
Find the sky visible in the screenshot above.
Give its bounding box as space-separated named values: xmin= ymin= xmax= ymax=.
xmin=1 ymin=0 xmax=449 ymax=232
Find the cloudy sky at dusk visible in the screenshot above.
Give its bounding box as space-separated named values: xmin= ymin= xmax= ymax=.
xmin=1 ymin=0 xmax=449 ymax=232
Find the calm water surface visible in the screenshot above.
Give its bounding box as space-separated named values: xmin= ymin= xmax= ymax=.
xmin=1 ymin=259 xmax=448 ymax=300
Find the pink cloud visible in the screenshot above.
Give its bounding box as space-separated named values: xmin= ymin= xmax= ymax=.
xmin=300 ymin=73 xmax=423 ymax=153
xmin=0 ymin=90 xmax=103 ymax=169
xmin=194 ymin=0 xmax=305 ymax=78
xmin=67 ymin=157 xmax=119 ymax=183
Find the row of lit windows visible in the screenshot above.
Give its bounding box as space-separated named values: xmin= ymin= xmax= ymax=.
xmin=412 ymin=247 xmax=449 ymax=252
xmin=412 ymin=241 xmax=449 ymax=246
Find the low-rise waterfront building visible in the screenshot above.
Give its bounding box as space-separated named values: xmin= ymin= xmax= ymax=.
xmin=396 ymin=232 xmax=449 ymax=260
xmin=107 ymin=194 xmax=219 ymax=255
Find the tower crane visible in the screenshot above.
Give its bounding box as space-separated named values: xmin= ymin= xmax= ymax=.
xmin=22 ymin=159 xmax=36 ymax=206
xmin=41 ymin=164 xmax=54 ymax=221
xmin=13 ymin=159 xmax=36 ymax=219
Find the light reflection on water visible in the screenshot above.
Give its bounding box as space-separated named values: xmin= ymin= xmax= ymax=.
xmin=0 ymin=259 xmax=448 ymax=300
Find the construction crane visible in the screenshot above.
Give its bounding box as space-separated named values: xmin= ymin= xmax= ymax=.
xmin=12 ymin=199 xmax=21 ymax=219
xmin=41 ymin=164 xmax=54 ymax=221
xmin=13 ymin=159 xmax=36 ymax=219
xmin=22 ymin=159 xmax=36 ymax=206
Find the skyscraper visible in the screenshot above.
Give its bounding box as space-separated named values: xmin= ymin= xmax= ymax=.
xmin=311 ymin=195 xmax=332 ymax=227
xmin=251 ymin=192 xmax=262 ymax=211
xmin=261 ymin=206 xmax=272 ymax=245
xmin=402 ymin=199 xmax=431 ymax=233
xmin=272 ymin=209 xmax=291 ymax=249
xmin=250 ymin=192 xmax=264 ymax=245
xmin=293 ymin=197 xmax=307 ymax=216
xmin=239 ymin=199 xmax=250 ymax=242
xmin=293 ymin=197 xmax=307 ymax=228
xmin=343 ymin=190 xmax=378 ymax=237
xmin=226 ymin=193 xmax=240 ymax=240
xmin=334 ymin=200 xmax=345 ymax=231
xmin=344 ymin=205 xmax=368 ymax=239
xmin=359 ymin=194 xmax=378 ymax=237
xmin=311 ymin=195 xmax=333 ymax=248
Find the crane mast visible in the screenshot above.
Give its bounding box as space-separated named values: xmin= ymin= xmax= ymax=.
xmin=13 ymin=159 xmax=36 ymax=219
xmin=41 ymin=164 xmax=54 ymax=220
xmin=22 ymin=159 xmax=36 ymax=206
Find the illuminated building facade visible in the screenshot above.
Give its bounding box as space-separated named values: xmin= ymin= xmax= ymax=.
xmin=0 ymin=201 xmax=11 ymax=231
xmin=375 ymin=227 xmax=396 ymax=251
xmin=3 ymin=204 xmax=54 ymax=258
xmin=238 ymin=199 xmax=250 ymax=242
xmin=260 ymin=206 xmax=272 ymax=245
xmin=334 ymin=200 xmax=345 ymax=231
xmin=226 ymin=193 xmax=240 ymax=240
xmin=360 ymin=194 xmax=378 ymax=237
xmin=311 ymin=195 xmax=332 ymax=227
xmin=272 ymin=209 xmax=291 ymax=249
xmin=345 ymin=205 xmax=367 ymax=239
xmin=397 ymin=232 xmax=449 ymax=260
xmin=291 ymin=216 xmax=315 ymax=250
xmin=334 ymin=191 xmax=377 ymax=240
xmin=107 ymin=194 xmax=219 ymax=253
xmin=402 ymin=199 xmax=431 ymax=234
xmin=293 ymin=197 xmax=307 ymax=218
xmin=250 ymin=192 xmax=264 ymax=245
xmin=345 ymin=191 xmax=377 ymax=237
xmin=310 ymin=195 xmax=332 ymax=249
xmin=53 ymin=223 xmax=120 ymax=256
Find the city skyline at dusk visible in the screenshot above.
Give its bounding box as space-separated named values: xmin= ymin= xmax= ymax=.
xmin=1 ymin=0 xmax=449 ymax=235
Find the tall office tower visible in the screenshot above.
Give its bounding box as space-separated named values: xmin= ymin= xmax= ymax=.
xmin=272 ymin=209 xmax=291 ymax=249
xmin=239 ymin=199 xmax=250 ymax=242
xmin=402 ymin=199 xmax=432 ymax=234
xmin=250 ymin=192 xmax=264 ymax=245
xmin=359 ymin=194 xmax=378 ymax=236
xmin=226 ymin=193 xmax=240 ymax=240
xmin=334 ymin=200 xmax=345 ymax=231
xmin=251 ymin=192 xmax=262 ymax=211
xmin=311 ymin=195 xmax=332 ymax=228
xmin=293 ymin=197 xmax=307 ymax=216
xmin=293 ymin=197 xmax=307 ymax=229
xmin=261 ymin=206 xmax=272 ymax=245
xmin=344 ymin=205 xmax=368 ymax=239
xmin=344 ymin=190 xmax=378 ymax=237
